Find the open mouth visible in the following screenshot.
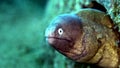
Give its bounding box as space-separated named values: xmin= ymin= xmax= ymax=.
xmin=46 ymin=36 xmax=72 ymax=43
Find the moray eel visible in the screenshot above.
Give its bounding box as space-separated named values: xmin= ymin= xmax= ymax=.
xmin=45 ymin=9 xmax=120 ymax=68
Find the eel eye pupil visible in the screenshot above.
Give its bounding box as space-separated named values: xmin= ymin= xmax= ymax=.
xmin=58 ymin=28 xmax=63 ymax=35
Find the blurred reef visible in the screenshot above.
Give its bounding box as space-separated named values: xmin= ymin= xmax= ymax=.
xmin=0 ymin=0 xmax=120 ymax=68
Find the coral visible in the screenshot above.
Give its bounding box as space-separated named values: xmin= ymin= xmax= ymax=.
xmin=97 ymin=0 xmax=120 ymax=31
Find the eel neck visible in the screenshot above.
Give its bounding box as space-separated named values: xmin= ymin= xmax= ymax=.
xmin=88 ymin=42 xmax=119 ymax=68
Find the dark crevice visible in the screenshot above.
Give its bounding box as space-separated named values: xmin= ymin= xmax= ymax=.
xmin=113 ymin=26 xmax=120 ymax=47
xmin=82 ymin=1 xmax=107 ymax=13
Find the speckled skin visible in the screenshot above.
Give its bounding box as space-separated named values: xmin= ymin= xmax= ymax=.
xmin=45 ymin=9 xmax=120 ymax=68
xmin=76 ymin=9 xmax=120 ymax=68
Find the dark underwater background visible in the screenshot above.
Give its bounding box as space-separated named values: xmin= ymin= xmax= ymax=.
xmin=0 ymin=0 xmax=73 ymax=68
xmin=0 ymin=0 xmax=51 ymax=68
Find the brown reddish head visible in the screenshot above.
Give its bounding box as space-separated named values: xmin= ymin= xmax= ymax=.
xmin=45 ymin=14 xmax=85 ymax=59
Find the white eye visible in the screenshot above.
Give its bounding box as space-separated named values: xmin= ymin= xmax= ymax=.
xmin=58 ymin=28 xmax=63 ymax=35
